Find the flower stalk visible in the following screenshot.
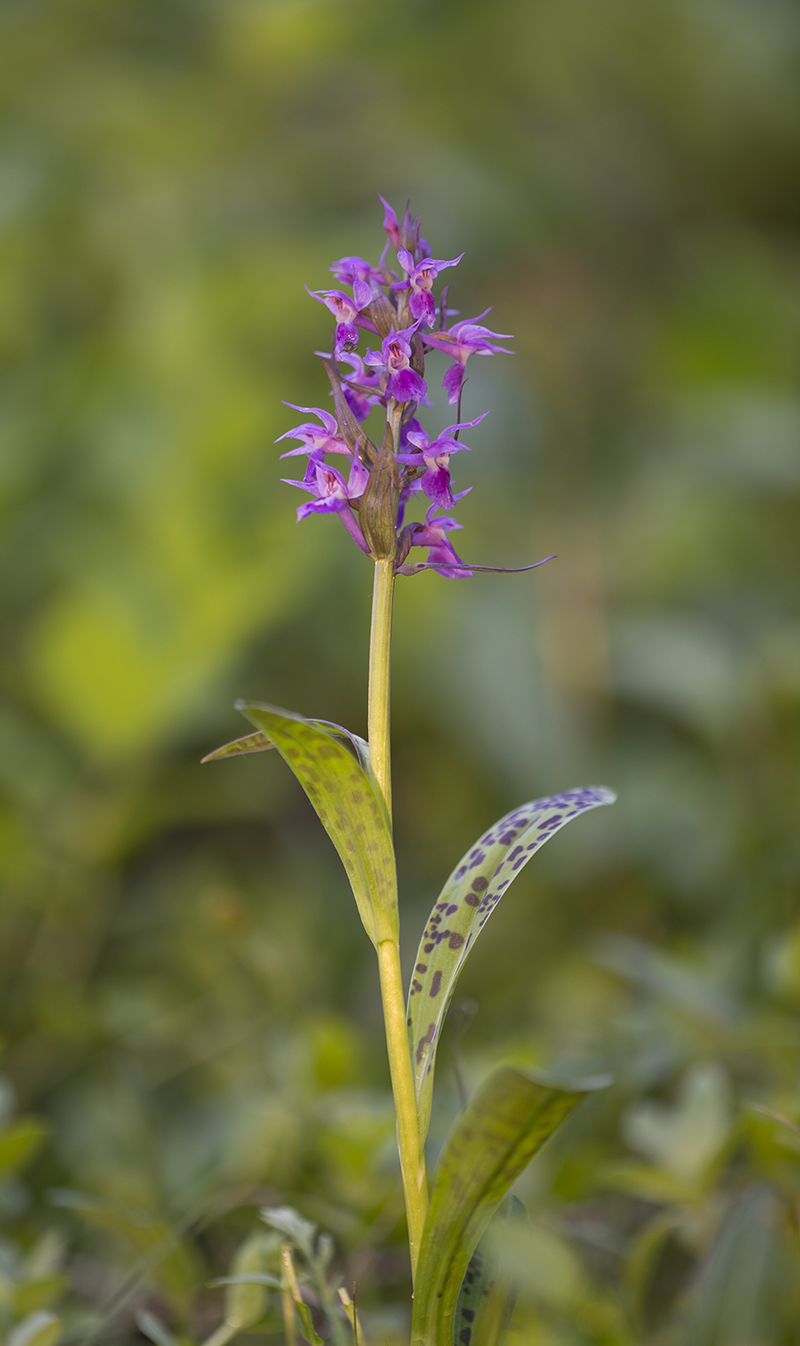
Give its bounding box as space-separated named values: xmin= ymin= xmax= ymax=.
xmin=377 ymin=937 xmax=428 ymax=1279
xmin=367 ymin=557 xmax=395 ymax=813
xmin=368 ymin=554 xmax=429 ymax=1279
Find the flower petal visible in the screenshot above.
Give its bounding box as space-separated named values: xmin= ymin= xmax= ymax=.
xmin=442 ymin=362 xmax=465 ymax=404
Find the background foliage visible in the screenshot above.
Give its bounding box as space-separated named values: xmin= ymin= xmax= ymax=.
xmin=1 ymin=0 xmax=799 ymax=1342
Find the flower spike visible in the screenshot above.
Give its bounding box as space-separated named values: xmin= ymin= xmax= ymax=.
xmin=277 ymin=197 xmax=541 ymax=578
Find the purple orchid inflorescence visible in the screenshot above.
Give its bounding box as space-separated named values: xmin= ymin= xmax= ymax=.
xmin=278 ymin=196 xmax=551 ymax=578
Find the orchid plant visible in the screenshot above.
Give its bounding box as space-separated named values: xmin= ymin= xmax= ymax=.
xmin=204 ymin=198 xmax=616 ymax=1346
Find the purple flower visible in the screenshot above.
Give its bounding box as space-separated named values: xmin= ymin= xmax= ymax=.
xmin=306 ymin=286 xmax=372 ymax=358
xmin=329 ymin=256 xmax=383 ymax=287
xmin=364 ymin=321 xmax=427 ymax=404
xmin=282 ymin=453 xmax=370 ymax=553
xmin=397 ymin=412 xmax=488 ymax=509
xmin=423 ymin=311 xmax=514 ymax=404
xmin=409 ymin=505 xmax=473 ymax=578
xmin=396 ymin=249 xmax=464 ymax=328
xmin=275 ymin=404 xmax=351 ymax=459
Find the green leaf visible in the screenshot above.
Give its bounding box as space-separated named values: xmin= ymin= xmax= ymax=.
xmin=411 ymin=1065 xmax=607 ymax=1346
xmin=14 ymin=1278 xmax=69 ymax=1319
xmin=201 ymin=731 xmax=274 ymax=762
xmin=261 ymin=1205 xmax=318 ymax=1259
xmin=56 ymin=1191 xmax=201 ymax=1310
xmin=486 ymin=1221 xmax=586 ymax=1312
xmin=237 ymin=703 xmax=397 ymax=945
xmin=596 ymin=1160 xmax=694 ymax=1204
xmin=683 ymin=1185 xmax=789 ymax=1345
xmin=210 ymin=1274 xmax=282 ymax=1288
xmin=624 ymin=1211 xmax=684 ymax=1334
xmin=408 ymin=787 xmax=615 ymax=1145
xmin=7 ymin=1311 xmax=62 ymax=1346
xmin=225 ymin=1231 xmax=280 ymax=1329
xmin=622 ymin=1061 xmax=732 ymax=1187
xmin=280 ymin=1243 xmax=324 ymax=1346
xmin=295 ymin=1301 xmax=324 ymax=1346
xmin=134 ymin=1311 xmax=180 ymax=1346
xmin=0 ymin=1118 xmax=49 ymax=1175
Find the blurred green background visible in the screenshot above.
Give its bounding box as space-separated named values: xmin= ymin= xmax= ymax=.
xmin=1 ymin=0 xmax=800 ymax=1341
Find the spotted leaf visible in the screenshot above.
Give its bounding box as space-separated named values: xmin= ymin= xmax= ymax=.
xmin=454 ymin=1197 xmax=526 ymax=1346
xmin=203 ymin=719 xmax=373 ymax=770
xmin=453 ymin=1242 xmax=495 ymax=1346
xmin=411 ymin=1066 xmax=606 ymax=1346
xmin=408 ymin=787 xmax=616 ymax=1146
xmin=201 ymin=731 xmax=274 ymax=762
xmin=236 ymin=701 xmax=397 ymax=945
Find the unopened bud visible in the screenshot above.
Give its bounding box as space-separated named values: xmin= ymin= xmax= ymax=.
xmin=398 ymin=201 xmax=422 ymax=254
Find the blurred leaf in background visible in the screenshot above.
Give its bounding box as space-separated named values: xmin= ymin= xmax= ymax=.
xmin=1 ymin=0 xmax=799 ymax=1340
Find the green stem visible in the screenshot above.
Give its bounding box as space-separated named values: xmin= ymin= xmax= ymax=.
xmin=377 ymin=937 xmax=428 ymax=1279
xmin=368 ymin=557 xmax=395 ymax=815
xmin=368 ymin=556 xmax=429 ymax=1281
xmin=199 ymin=1320 xmax=243 ymax=1346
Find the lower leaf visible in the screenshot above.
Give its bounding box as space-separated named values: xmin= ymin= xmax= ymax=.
xmin=411 ymin=1065 xmax=608 ymax=1346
